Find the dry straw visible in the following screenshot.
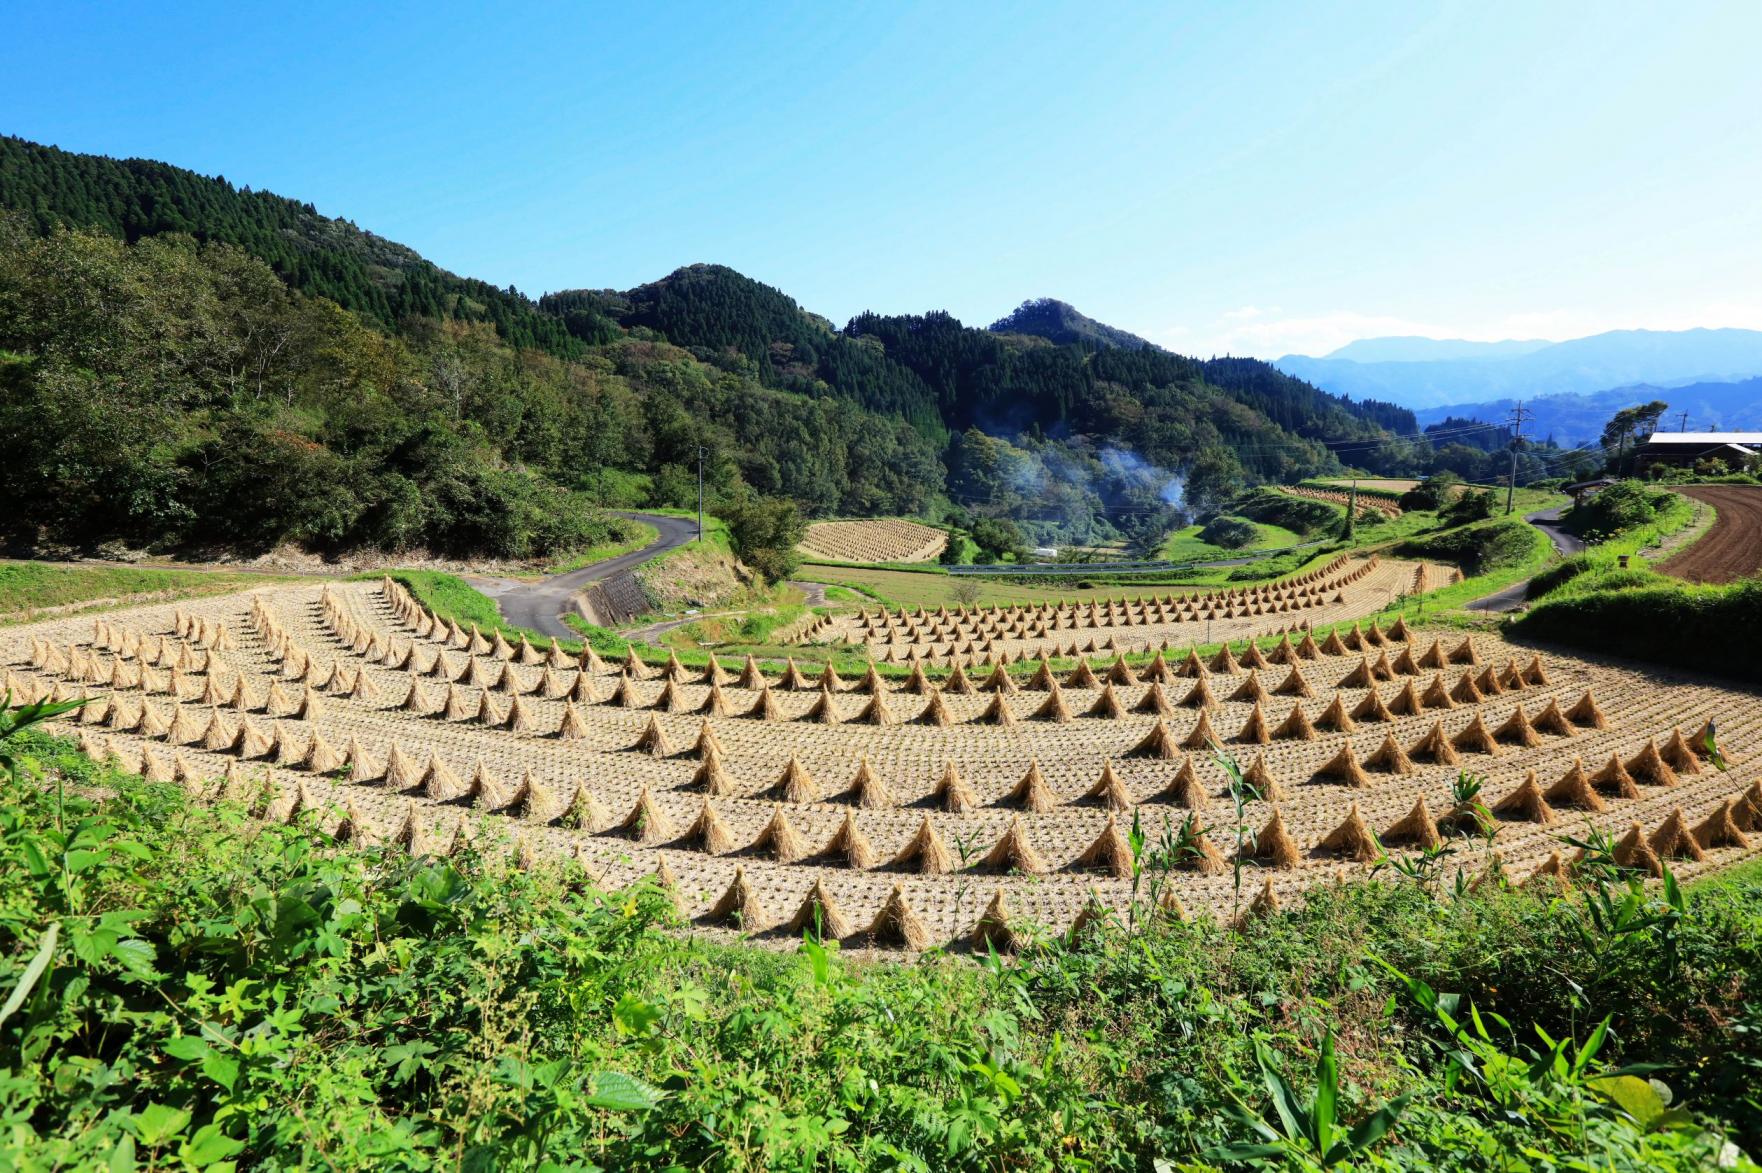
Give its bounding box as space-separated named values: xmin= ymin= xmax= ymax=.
xmin=1029 ymin=676 xmax=1071 ymax=722
xmin=1648 ymin=809 xmax=1705 ymax=862
xmin=1180 ymin=711 xmax=1221 ymax=752
xmin=1083 ymin=760 xmax=1135 ymax=810
xmin=971 ymin=890 xmax=1020 ymax=953
xmin=865 ymin=885 xmax=931 ymax=950
xmin=681 ymin=799 xmax=736 ymax=855
xmin=617 ymin=787 xmax=674 ymax=845
xmin=752 ymin=804 xmax=809 ymax=863
xmin=820 ymin=810 xmax=877 ymax=870
xmin=1314 ymin=741 xmax=1371 ymax=788
xmin=846 ymin=758 xmax=897 ymax=809
xmin=1130 ymin=719 xmax=1182 ymax=760
xmin=1565 ymin=691 xmax=1608 ymax=729
xmin=1236 ymin=702 xmax=1272 ymax=745
xmin=1591 ymin=753 xmax=1642 ymax=800
xmin=1179 ymin=677 xmax=1218 ymax=710
xmin=1004 ymin=762 xmax=1060 ymax=812
xmin=1625 ymin=739 xmax=1679 ymax=788
xmin=1364 ymin=731 xmax=1415 ymax=775
xmin=932 ymin=762 xmax=979 ymax=813
xmin=1491 ymin=771 xmax=1556 ymax=825
xmin=1317 ymin=802 xmax=1381 ymax=861
xmin=981 ymin=816 xmax=1049 ymax=874
xmin=1245 ymin=808 xmax=1301 ymax=868
xmin=789 ymin=879 xmax=852 ymax=940
xmin=1134 ymin=682 xmax=1176 ymax=716
xmin=1157 ymin=755 xmax=1211 ymax=809
xmin=707 ymin=868 xmax=770 ymax=931
xmin=893 ymin=815 xmax=955 ymax=874
xmin=1382 ymin=795 xmax=1442 ymax=849
xmin=1451 ymin=713 xmax=1500 ymax=757
xmin=631 ymin=716 xmax=675 ymax=758
xmin=771 ymin=756 xmax=821 ymax=804
xmin=1693 ymin=800 xmax=1750 ymax=850
xmin=1613 ymin=821 xmax=1664 ymax=876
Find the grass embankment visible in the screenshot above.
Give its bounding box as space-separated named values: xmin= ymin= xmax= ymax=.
xmin=1515 ymin=577 xmax=1762 ymax=682
xmin=541 ymin=521 xmax=659 ymax=575
xmin=1500 ymin=482 xmax=1762 ymax=680
xmin=3 ymin=729 xmax=1757 ymax=1169
xmin=0 ymin=561 xmax=275 ymax=624
xmin=1524 ymin=489 xmax=1702 ymax=603
xmin=1157 ymin=520 xmax=1305 ymax=562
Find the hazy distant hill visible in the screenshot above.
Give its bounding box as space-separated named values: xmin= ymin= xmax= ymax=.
xmin=1277 ymin=327 xmax=1762 ymax=410
xmin=1321 ymin=336 xmax=1551 ymax=364
xmin=1413 ymin=376 xmax=1762 ymax=446
xmin=988 ymin=298 xmax=1160 ymax=351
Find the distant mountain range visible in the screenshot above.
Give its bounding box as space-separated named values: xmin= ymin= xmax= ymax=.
xmin=1276 ymin=328 xmax=1762 ymax=411
xmin=1321 ymin=337 xmax=1552 ymax=364
xmin=1414 ymin=377 xmax=1762 ymax=447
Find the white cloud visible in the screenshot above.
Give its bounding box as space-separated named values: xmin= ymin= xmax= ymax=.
xmin=1156 ymin=302 xmax=1762 ymax=360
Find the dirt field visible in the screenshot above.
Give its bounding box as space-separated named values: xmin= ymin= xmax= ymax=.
xmin=1656 ymin=486 xmax=1762 ymax=584
xmin=10 ymin=578 xmax=1762 ymax=954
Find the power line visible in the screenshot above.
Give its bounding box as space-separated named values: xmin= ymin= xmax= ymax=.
xmin=1504 ymin=401 xmax=1533 ymax=515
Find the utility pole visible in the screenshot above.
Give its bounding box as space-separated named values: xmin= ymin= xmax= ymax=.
xmin=695 ymin=445 xmax=707 ymax=544
xmin=1505 ymin=400 xmax=1532 ymax=515
xmin=1678 ymin=411 xmax=1690 ymax=433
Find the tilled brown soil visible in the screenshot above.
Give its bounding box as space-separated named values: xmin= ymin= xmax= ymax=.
xmin=1657 ymin=486 xmax=1762 ymax=584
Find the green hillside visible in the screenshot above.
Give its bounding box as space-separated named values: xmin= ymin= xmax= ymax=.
xmin=0 ymin=134 xmax=1429 ymax=557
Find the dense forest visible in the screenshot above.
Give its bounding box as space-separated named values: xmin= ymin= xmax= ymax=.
xmin=1 ymin=133 xmax=1494 ymax=556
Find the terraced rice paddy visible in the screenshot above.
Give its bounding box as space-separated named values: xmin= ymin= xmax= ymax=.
xmin=8 ymin=572 xmax=1762 ymax=953
xmin=798 ymin=519 xmax=948 ymax=564
xmin=1283 ymin=484 xmax=1404 ymax=518
xmin=807 ymin=554 xmax=1446 ymax=661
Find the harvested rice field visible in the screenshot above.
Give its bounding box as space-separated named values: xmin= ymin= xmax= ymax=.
xmin=1282 ymin=485 xmax=1404 ymax=518
xmin=9 ymin=573 xmax=1762 ymax=955
xmin=807 ymin=553 xmax=1449 ymax=660
xmin=798 ymin=518 xmax=948 ymax=564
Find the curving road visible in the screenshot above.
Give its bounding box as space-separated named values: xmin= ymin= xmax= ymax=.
xmin=1464 ymin=504 xmax=1586 ymax=613
xmin=468 ymin=512 xmax=699 ymax=640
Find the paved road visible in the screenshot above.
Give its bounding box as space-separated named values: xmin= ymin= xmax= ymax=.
xmin=1464 ymin=504 xmax=1586 ymax=613
xmin=468 ymin=511 xmax=699 ymax=640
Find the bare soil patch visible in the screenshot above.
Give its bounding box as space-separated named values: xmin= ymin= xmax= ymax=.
xmin=1656 ymin=486 xmax=1762 ymax=584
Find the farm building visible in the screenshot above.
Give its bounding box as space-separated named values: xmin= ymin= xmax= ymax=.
xmin=1638 ymin=432 xmax=1762 ymax=469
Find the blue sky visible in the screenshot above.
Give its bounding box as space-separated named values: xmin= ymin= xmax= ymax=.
xmin=6 ymin=1 xmax=1759 ymax=357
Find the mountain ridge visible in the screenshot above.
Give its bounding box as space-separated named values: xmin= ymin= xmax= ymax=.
xmin=1277 ymin=326 xmax=1762 ymax=410
xmin=987 ymin=298 xmax=1161 ymax=351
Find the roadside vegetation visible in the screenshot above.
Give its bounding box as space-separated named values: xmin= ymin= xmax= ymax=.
xmin=2 ymin=711 xmax=1757 ymax=1169
xmin=0 ymin=562 xmax=272 ymax=623
xmin=540 ymin=520 xmax=658 ymax=575
xmin=1509 ymin=480 xmax=1762 ymax=678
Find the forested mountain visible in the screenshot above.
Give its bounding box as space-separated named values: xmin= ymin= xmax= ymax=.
xmin=1414 ymin=378 xmax=1762 ymax=446
xmin=0 ymin=132 xmax=1431 ymax=556
xmin=988 ymin=298 xmax=1160 ymax=350
xmin=545 ymin=266 xmax=946 ymax=437
xmin=0 ymin=216 xmax=942 ymax=555
xmin=0 ymin=135 xmax=618 ymax=356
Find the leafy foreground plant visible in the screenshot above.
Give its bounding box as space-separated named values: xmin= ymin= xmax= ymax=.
xmin=2 ymin=711 xmax=1760 ymax=1169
